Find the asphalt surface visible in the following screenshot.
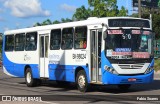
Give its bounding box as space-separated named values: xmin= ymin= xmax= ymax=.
xmin=0 ymin=68 xmax=160 ymax=104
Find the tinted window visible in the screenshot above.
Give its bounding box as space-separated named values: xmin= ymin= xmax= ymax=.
xmin=50 ymin=29 xmax=61 ymax=50
xmin=74 ymin=26 xmax=87 ymax=49
xmin=15 ymin=33 xmax=25 ymax=51
xmin=25 ymin=32 xmax=37 ymax=51
xmin=62 ymin=28 xmax=73 ymax=49
xmin=5 ymin=35 xmax=14 ymax=51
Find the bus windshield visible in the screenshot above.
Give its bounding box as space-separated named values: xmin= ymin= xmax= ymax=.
xmin=105 ymin=29 xmax=154 ymax=60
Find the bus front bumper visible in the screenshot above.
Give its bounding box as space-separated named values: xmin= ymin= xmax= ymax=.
xmin=102 ymin=70 xmax=154 ymax=84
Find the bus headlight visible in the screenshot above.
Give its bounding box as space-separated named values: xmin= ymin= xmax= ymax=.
xmin=104 ymin=65 xmax=118 ymax=75
xmin=145 ymin=66 xmax=154 ymax=74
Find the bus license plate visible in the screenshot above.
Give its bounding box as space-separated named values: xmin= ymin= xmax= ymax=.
xmin=128 ymin=78 xmax=136 ymax=82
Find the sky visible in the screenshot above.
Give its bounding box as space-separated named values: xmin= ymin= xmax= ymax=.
xmin=0 ymin=0 xmax=133 ymax=33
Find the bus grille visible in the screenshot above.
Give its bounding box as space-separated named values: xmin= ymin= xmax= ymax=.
xmin=118 ymin=63 xmax=144 ymax=69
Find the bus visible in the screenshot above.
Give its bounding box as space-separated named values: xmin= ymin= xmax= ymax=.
xmin=2 ymin=17 xmax=155 ymax=92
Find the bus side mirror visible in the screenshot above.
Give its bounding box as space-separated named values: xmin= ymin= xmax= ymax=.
xmin=103 ymin=31 xmax=107 ymax=40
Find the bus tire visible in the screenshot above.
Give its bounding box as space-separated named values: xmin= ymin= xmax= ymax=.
xmin=25 ymin=68 xmax=37 ymax=87
xmin=118 ymin=84 xmax=131 ymax=90
xmin=76 ymin=70 xmax=89 ymax=92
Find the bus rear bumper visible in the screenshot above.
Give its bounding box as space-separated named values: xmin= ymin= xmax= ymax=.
xmin=102 ymin=70 xmax=154 ymax=84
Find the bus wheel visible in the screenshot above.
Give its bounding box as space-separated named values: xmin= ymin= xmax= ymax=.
xmin=118 ymin=84 xmax=131 ymax=90
xmin=76 ymin=70 xmax=89 ymax=92
xmin=25 ymin=68 xmax=37 ymax=87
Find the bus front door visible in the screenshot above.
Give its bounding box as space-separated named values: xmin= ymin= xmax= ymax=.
xmin=90 ymin=29 xmax=102 ymax=83
xmin=39 ymin=35 xmax=49 ymax=78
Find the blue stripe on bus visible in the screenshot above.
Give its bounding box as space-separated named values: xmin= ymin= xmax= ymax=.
xmin=3 ymin=51 xmax=90 ymax=82
xmin=49 ymin=64 xmax=89 ymax=82
xmin=3 ymin=52 xmax=40 ymax=78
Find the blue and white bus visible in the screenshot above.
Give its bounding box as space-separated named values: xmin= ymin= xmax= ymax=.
xmin=2 ymin=17 xmax=154 ymax=92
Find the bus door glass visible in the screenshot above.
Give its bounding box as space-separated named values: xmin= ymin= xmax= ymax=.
xmin=90 ymin=29 xmax=102 ymax=82
xmin=40 ymin=35 xmax=49 ymax=78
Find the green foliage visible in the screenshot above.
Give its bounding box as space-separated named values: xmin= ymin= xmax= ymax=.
xmin=42 ymin=19 xmax=52 ymax=25
xmin=130 ymin=13 xmax=138 ymax=18
xmin=131 ymin=7 xmax=160 ymax=40
xmin=53 ymin=20 xmax=60 ymax=24
xmin=117 ymin=6 xmax=128 ymax=16
xmin=73 ymin=5 xmax=92 ymax=20
xmin=61 ymin=18 xmax=72 ymax=23
xmin=152 ymin=14 xmax=160 ymax=39
xmin=158 ymin=0 xmax=160 ymax=8
xmin=33 ymin=22 xmax=41 ymax=27
xmin=34 ymin=18 xmax=72 ymax=26
xmin=73 ymin=0 xmax=128 ymax=20
xmin=154 ymin=59 xmax=160 ymax=72
xmin=34 ymin=0 xmax=128 ymax=26
xmin=88 ymin=0 xmax=118 ymax=17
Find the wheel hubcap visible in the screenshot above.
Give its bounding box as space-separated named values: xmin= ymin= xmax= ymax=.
xmin=26 ymin=72 xmax=31 ymax=83
xmin=78 ymin=75 xmax=85 ymax=88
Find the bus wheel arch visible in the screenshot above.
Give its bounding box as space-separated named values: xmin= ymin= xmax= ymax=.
xmin=75 ymin=67 xmax=89 ymax=92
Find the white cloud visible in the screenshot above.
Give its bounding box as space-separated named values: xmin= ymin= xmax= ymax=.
xmin=4 ymin=0 xmax=51 ymax=18
xmin=60 ymin=4 xmax=76 ymax=12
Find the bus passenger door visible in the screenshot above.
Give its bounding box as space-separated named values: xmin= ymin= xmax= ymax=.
xmin=90 ymin=29 xmax=102 ymax=83
xmin=39 ymin=35 xmax=49 ymax=78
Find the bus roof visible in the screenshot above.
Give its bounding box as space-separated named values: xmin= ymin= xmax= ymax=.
xmin=4 ymin=17 xmax=151 ymax=35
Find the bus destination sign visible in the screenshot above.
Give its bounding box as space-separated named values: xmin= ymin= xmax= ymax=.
xmin=108 ymin=19 xmax=150 ymax=28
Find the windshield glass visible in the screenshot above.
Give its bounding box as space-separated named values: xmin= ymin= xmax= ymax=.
xmin=105 ymin=29 xmax=154 ymax=60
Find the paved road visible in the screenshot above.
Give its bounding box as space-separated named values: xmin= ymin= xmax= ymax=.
xmin=0 ymin=68 xmax=160 ymax=104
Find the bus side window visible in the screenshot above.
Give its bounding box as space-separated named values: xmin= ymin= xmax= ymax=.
xmin=25 ymin=32 xmax=37 ymax=51
xmin=74 ymin=26 xmax=87 ymax=49
xmin=50 ymin=29 xmax=61 ymax=50
xmin=5 ymin=35 xmax=14 ymax=51
xmin=62 ymin=28 xmax=73 ymax=50
xmin=15 ymin=33 xmax=25 ymax=51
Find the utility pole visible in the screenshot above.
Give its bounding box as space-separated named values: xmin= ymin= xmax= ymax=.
xmin=138 ymin=0 xmax=141 ymax=18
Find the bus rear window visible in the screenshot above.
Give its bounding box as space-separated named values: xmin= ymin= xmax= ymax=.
xmin=5 ymin=35 xmax=14 ymax=51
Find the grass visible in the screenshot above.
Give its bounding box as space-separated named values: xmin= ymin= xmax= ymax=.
xmin=154 ymin=59 xmax=160 ymax=72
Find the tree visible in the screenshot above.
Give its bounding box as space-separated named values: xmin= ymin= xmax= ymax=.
xmin=33 ymin=22 xmax=41 ymax=27
xmin=34 ymin=0 xmax=128 ymax=26
xmin=61 ymin=18 xmax=72 ymax=23
xmin=117 ymin=6 xmax=128 ymax=16
xmin=73 ymin=0 xmax=128 ymax=20
xmin=152 ymin=14 xmax=160 ymax=39
xmin=73 ymin=5 xmax=92 ymax=20
xmin=131 ymin=9 xmax=160 ymax=39
xmin=42 ymin=19 xmax=52 ymax=25
xmin=88 ymin=0 xmax=119 ymax=17
xmin=53 ymin=20 xmax=60 ymax=24
xmin=158 ymin=0 xmax=160 ymax=8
